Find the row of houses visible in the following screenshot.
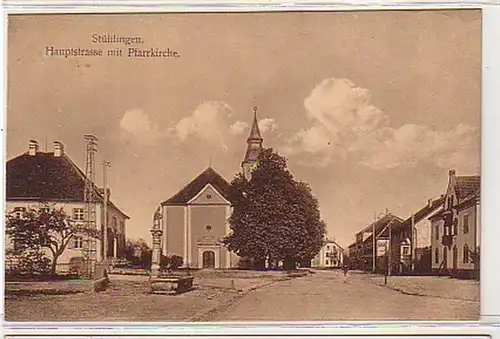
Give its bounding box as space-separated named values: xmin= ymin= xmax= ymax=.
xmin=348 ymin=169 xmax=480 ymax=279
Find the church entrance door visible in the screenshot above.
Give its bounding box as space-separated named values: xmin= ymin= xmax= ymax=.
xmin=202 ymin=251 xmax=215 ymax=268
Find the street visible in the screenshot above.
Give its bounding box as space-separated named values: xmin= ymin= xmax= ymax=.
xmin=206 ymin=270 xmax=479 ymax=321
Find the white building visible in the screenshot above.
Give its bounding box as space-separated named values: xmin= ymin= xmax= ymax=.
xmin=311 ymin=238 xmax=344 ymax=268
xmin=6 ymin=140 xmax=129 ymax=274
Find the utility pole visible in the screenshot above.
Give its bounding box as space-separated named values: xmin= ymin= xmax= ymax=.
xmin=388 ymin=219 xmax=393 ymax=277
xmin=372 ymin=213 xmax=376 ymax=272
xmin=102 ymin=161 xmax=111 ymax=261
xmin=84 ymin=134 xmax=98 ymax=278
xmin=411 ymin=213 xmax=415 ymax=272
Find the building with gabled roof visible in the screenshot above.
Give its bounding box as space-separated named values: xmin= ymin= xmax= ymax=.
xmin=160 ymin=166 xmax=234 ymax=269
xmin=6 ymin=140 xmax=129 ymax=273
xmin=350 ymin=213 xmax=404 ymax=272
xmin=390 ymin=196 xmax=444 ymax=274
xmin=161 ymin=167 xmax=230 ymax=206
xmin=310 ymin=237 xmax=344 ymax=268
xmin=158 ymin=109 xmax=265 ymax=269
xmin=431 ymin=170 xmax=480 ymax=279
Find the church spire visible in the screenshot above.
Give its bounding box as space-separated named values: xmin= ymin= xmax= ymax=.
xmin=242 ymin=106 xmax=264 ymax=180
xmin=248 ymin=106 xmax=263 ymax=142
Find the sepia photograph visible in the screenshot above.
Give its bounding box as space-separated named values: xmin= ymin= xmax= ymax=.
xmin=4 ymin=10 xmax=481 ymax=322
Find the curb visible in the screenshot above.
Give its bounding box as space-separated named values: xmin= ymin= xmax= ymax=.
xmin=376 ymin=283 xmax=479 ymax=303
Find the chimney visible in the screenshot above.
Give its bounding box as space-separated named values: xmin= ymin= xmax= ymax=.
xmin=53 ymin=141 xmax=64 ymax=157
xmin=449 ymin=169 xmax=456 ymax=178
xmin=28 ymin=140 xmax=39 ymax=156
xmin=428 ymin=198 xmax=433 ymax=208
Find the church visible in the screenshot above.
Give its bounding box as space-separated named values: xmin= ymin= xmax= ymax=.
xmin=158 ymin=108 xmax=263 ymax=269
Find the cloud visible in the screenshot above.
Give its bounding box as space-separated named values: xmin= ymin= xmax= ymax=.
xmin=119 ymin=109 xmax=164 ymax=145
xmin=118 ymin=102 xmax=270 ymax=153
xmin=259 ymin=118 xmax=278 ymax=133
xmin=287 ymin=77 xmax=479 ymax=172
xmin=230 ymin=121 xmax=249 ymax=135
xmin=171 ymin=101 xmax=250 ymax=151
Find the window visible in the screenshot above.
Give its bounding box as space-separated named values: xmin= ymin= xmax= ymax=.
xmin=113 ymin=217 xmax=117 ymax=228
xmin=402 ymin=246 xmax=410 ymax=255
xmin=435 ymin=225 xmax=440 ymax=240
xmin=463 ymin=244 xmax=469 ymax=263
xmin=453 ymin=218 xmax=458 ymax=236
xmin=73 ymin=236 xmax=84 ymax=249
xmin=463 ymin=214 xmax=469 ymax=234
xmin=206 ymin=194 xmax=212 ymax=199
xmin=205 ymin=224 xmax=212 ymax=232
xmin=325 ymin=259 xmax=329 ymax=266
xmin=327 ymin=245 xmax=330 ymax=251
xmin=435 ymin=247 xmax=439 ymax=264
xmin=73 ymin=208 xmax=85 ymax=221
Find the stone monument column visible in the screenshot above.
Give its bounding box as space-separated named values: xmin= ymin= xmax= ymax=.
xmin=150 ymin=207 xmax=163 ymax=277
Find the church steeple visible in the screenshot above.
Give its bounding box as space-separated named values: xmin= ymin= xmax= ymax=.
xmin=242 ymin=107 xmax=264 ymax=180
xmin=248 ymin=107 xmax=263 ymax=142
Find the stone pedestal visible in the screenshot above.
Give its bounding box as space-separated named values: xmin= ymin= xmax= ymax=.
xmin=150 ymin=228 xmax=163 ymax=277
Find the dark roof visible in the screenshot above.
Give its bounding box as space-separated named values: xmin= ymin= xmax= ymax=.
xmin=7 ymin=151 xmax=129 ymax=219
xmin=455 ymin=175 xmax=480 ymax=200
xmin=7 ymin=152 xmax=84 ymax=201
xmin=161 ymin=167 xmax=230 ymax=205
xmin=399 ymin=197 xmax=445 ymax=229
xmin=360 ymin=214 xmax=404 ymax=243
xmin=247 ymin=109 xmax=263 ymax=142
xmin=358 ymin=214 xmax=401 ymax=235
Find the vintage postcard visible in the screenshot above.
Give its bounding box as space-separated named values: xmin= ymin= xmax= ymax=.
xmin=4 ymin=9 xmax=481 ymax=322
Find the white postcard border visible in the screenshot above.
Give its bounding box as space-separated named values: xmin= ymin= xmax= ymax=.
xmin=0 ymin=1 xmax=499 ymax=332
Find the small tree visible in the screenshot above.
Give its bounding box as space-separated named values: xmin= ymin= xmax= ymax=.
xmin=124 ymin=238 xmax=152 ymax=268
xmin=469 ymin=246 xmax=480 ymax=280
xmin=6 ymin=204 xmax=101 ymax=276
xmin=160 ymin=254 xmax=184 ymax=272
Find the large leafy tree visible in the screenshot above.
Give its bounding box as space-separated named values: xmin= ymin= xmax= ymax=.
xmin=6 ymin=204 xmax=101 ymax=275
xmin=223 ymin=148 xmax=326 ymax=270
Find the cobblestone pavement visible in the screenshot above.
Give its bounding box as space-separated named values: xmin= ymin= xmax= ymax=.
xmin=207 ymin=270 xmax=480 ymax=321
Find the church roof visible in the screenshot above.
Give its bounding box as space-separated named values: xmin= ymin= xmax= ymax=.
xmin=247 ymin=107 xmax=263 ymax=142
xmin=161 ymin=167 xmax=230 ymax=205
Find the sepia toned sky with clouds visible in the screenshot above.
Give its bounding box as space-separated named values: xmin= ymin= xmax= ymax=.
xmin=7 ymin=10 xmax=481 ymax=247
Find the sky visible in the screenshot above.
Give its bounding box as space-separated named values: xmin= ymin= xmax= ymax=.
xmin=6 ymin=10 xmax=481 ymax=248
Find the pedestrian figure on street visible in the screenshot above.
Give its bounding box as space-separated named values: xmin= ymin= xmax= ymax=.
xmin=342 ymin=265 xmax=349 ymax=283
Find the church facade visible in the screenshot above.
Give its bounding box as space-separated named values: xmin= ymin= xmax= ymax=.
xmin=159 ymin=108 xmax=263 ymax=269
